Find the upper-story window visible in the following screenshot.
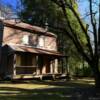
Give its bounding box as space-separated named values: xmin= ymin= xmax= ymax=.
xmin=38 ymin=36 xmax=45 ymax=48
xmin=22 ymin=35 xmax=29 ymax=45
xmin=29 ymin=35 xmax=38 ymax=47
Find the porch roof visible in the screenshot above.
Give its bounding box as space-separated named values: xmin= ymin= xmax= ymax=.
xmin=5 ymin=44 xmax=65 ymax=57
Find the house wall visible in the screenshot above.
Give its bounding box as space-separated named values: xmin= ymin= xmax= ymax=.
xmin=0 ymin=21 xmax=4 ymax=76
xmin=3 ymin=26 xmax=57 ymax=51
xmin=0 ymin=46 xmax=14 ymax=78
xmin=0 ymin=47 xmax=8 ymax=77
xmin=7 ymin=54 xmax=14 ymax=76
xmin=0 ymin=24 xmax=60 ymax=78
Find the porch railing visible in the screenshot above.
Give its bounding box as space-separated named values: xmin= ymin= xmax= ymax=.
xmin=13 ymin=65 xmax=38 ymax=75
xmin=16 ymin=66 xmax=37 ymax=68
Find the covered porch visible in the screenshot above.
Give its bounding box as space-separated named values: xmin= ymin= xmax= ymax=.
xmin=13 ymin=53 xmax=60 ymax=79
xmin=2 ymin=44 xmax=67 ymax=80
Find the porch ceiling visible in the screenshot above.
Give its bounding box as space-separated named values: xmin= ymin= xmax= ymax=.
xmin=5 ymin=44 xmax=65 ymax=57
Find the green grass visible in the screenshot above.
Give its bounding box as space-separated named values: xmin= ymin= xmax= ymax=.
xmin=0 ymin=78 xmax=99 ymax=100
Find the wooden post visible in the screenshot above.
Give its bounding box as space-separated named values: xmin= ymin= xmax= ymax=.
xmin=42 ymin=64 xmax=46 ymax=74
xmin=61 ymin=58 xmax=64 ymax=73
xmin=65 ymin=57 xmax=69 ymax=74
xmin=36 ymin=66 xmax=40 ymax=75
xmin=54 ymin=59 xmax=58 ymax=74
xmin=50 ymin=61 xmax=53 ymax=74
xmin=13 ymin=54 xmax=16 ymax=76
xmin=36 ymin=56 xmax=40 ymax=75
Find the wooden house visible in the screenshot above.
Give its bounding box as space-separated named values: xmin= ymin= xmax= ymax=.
xmin=0 ymin=19 xmax=66 ymax=79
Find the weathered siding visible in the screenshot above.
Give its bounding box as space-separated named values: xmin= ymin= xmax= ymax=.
xmin=45 ymin=36 xmax=57 ymax=51
xmin=3 ymin=26 xmax=31 ymax=45
xmin=3 ymin=26 xmax=57 ymax=51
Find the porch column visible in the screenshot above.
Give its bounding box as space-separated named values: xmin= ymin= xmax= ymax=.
xmin=36 ymin=67 xmax=40 ymax=75
xmin=36 ymin=63 xmax=41 ymax=75
xmin=36 ymin=56 xmax=40 ymax=75
xmin=54 ymin=59 xmax=58 ymax=74
xmin=50 ymin=61 xmax=54 ymax=74
xmin=42 ymin=64 xmax=46 ymax=74
xmin=13 ymin=54 xmax=16 ymax=76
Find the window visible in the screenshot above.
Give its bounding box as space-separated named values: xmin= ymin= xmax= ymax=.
xmin=38 ymin=36 xmax=45 ymax=47
xmin=22 ymin=35 xmax=29 ymax=45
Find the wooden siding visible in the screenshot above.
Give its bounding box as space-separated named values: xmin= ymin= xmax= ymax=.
xmin=45 ymin=36 xmax=57 ymax=51
xmin=3 ymin=26 xmax=57 ymax=51
xmin=0 ymin=20 xmax=63 ymax=79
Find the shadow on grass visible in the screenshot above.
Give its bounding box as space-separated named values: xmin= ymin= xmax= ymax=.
xmin=0 ymin=79 xmax=100 ymax=100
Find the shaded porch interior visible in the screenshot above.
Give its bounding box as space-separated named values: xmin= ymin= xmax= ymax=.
xmin=14 ymin=53 xmax=58 ymax=76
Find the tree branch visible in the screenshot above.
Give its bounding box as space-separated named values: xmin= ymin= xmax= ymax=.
xmin=89 ymin=0 xmax=98 ymax=57
xmin=51 ymin=0 xmax=93 ymax=58
xmin=48 ymin=24 xmax=91 ymax=63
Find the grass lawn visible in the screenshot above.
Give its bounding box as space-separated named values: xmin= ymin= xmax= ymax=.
xmin=0 ymin=78 xmax=99 ymax=100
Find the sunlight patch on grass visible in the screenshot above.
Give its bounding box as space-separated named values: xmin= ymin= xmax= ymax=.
xmin=88 ymin=82 xmax=95 ymax=85
xmin=72 ymin=78 xmax=95 ymax=85
xmin=0 ymin=90 xmax=20 ymax=94
xmin=0 ymin=83 xmax=52 ymax=89
xmin=0 ymin=89 xmax=21 ymax=96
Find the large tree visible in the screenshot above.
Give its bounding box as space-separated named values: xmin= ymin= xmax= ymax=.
xmin=50 ymin=0 xmax=100 ymax=88
xmin=19 ymin=0 xmax=65 ymax=28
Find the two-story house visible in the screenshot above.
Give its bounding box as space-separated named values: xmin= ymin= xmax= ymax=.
xmin=0 ymin=19 xmax=66 ymax=79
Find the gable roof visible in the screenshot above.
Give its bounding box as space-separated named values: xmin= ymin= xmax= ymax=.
xmin=1 ymin=19 xmax=57 ymax=37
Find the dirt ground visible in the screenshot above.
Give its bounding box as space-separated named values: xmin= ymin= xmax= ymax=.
xmin=0 ymin=78 xmax=99 ymax=100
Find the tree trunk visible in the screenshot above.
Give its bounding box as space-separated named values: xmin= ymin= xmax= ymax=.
xmin=90 ymin=63 xmax=100 ymax=88
xmin=94 ymin=72 xmax=100 ymax=88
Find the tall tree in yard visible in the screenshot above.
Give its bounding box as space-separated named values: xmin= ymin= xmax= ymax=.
xmin=50 ymin=0 xmax=100 ymax=88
